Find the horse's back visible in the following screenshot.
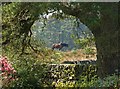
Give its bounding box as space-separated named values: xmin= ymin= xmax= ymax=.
xmin=61 ymin=43 xmax=68 ymax=47
xmin=52 ymin=43 xmax=68 ymax=50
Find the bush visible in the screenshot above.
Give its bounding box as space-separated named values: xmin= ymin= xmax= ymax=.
xmin=1 ymin=55 xmax=119 ymax=88
xmin=0 ymin=56 xmax=17 ymax=88
xmin=75 ymin=74 xmax=119 ymax=88
xmin=83 ymin=47 xmax=96 ymax=56
xmin=1 ymin=54 xmax=49 ymax=89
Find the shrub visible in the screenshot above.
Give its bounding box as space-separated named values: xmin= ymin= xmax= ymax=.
xmin=83 ymin=47 xmax=96 ymax=56
xmin=75 ymin=74 xmax=119 ymax=88
xmin=0 ymin=56 xmax=17 ymax=88
xmin=0 ymin=54 xmax=49 ymax=89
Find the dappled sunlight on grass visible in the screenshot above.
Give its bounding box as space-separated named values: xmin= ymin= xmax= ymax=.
xmin=35 ymin=47 xmax=97 ymax=64
xmin=60 ymin=47 xmax=97 ymax=63
xmin=35 ymin=48 xmax=63 ymax=64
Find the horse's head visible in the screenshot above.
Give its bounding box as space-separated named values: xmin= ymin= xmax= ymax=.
xmin=52 ymin=44 xmax=55 ymax=50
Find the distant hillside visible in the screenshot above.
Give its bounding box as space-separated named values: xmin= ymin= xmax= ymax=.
xmin=32 ymin=17 xmax=94 ymax=50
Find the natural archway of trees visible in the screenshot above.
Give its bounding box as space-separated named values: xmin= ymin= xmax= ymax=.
xmin=2 ymin=2 xmax=119 ymax=78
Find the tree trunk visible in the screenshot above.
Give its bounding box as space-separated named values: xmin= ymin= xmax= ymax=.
xmin=92 ymin=3 xmax=119 ymax=78
xmin=61 ymin=2 xmax=119 ymax=77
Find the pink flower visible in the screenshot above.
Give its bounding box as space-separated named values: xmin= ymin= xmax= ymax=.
xmin=13 ymin=70 xmax=16 ymax=73
xmin=0 ymin=56 xmax=17 ymax=83
xmin=0 ymin=67 xmax=5 ymax=72
xmin=4 ymin=63 xmax=8 ymax=67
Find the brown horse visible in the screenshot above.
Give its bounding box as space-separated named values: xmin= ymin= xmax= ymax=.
xmin=52 ymin=42 xmax=68 ymax=50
